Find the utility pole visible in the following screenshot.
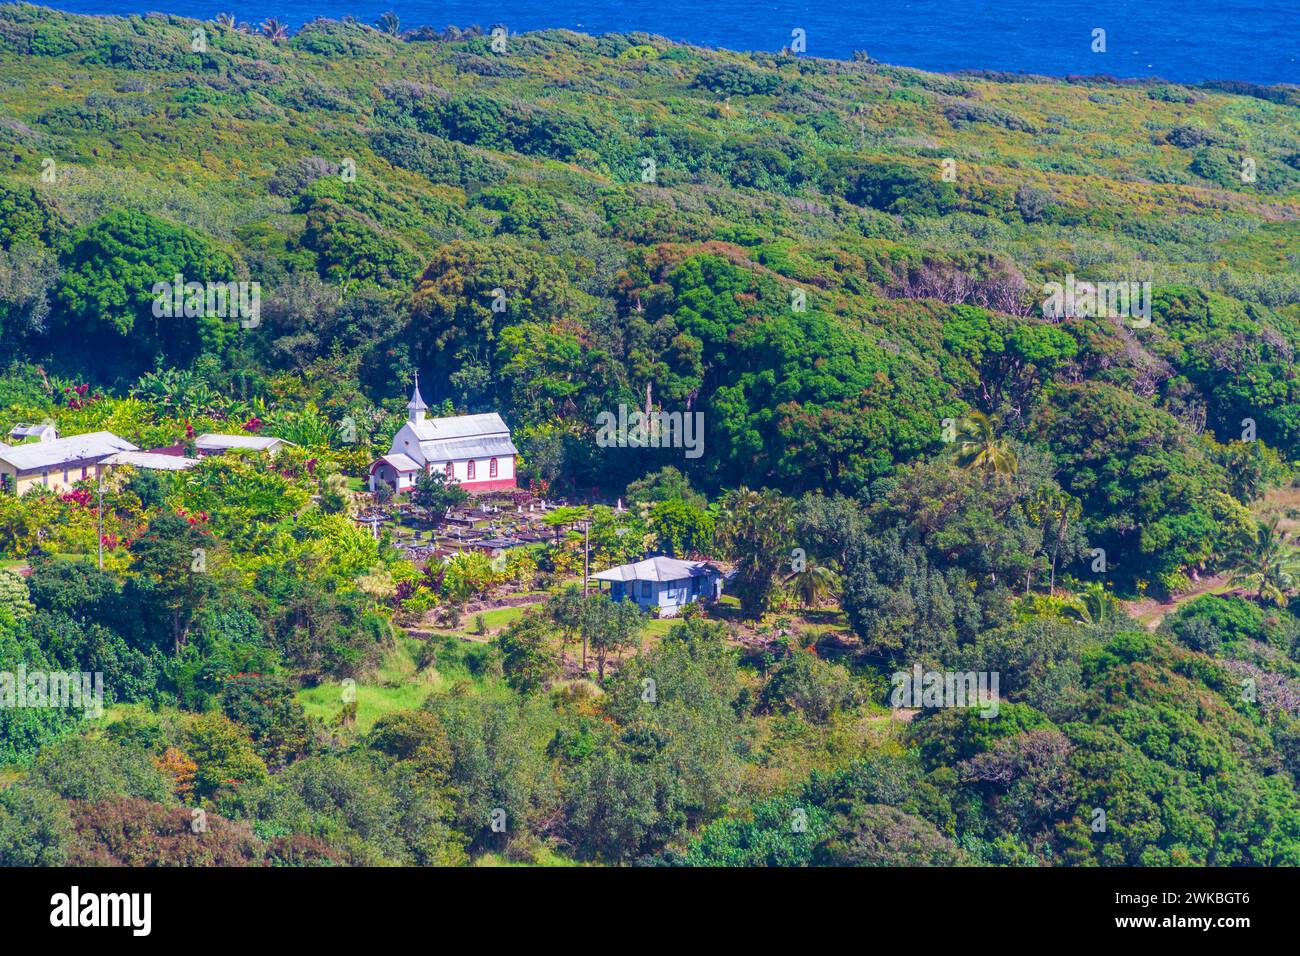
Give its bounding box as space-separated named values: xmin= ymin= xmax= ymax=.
xmin=96 ymin=470 xmax=104 ymax=570
xmin=581 ymin=517 xmax=592 ymax=675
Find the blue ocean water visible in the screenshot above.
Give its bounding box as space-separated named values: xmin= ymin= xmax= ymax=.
xmin=31 ymin=0 xmax=1300 ymax=85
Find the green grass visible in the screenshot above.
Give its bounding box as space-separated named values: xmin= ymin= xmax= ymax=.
xmin=644 ymin=617 xmax=675 ymax=638
xmin=474 ymin=604 xmax=540 ymax=630
xmin=422 ymin=603 xmax=546 ymax=641
xmin=472 ymin=846 xmax=584 ymax=867
xmin=295 ymin=635 xmax=497 ymax=732
xmin=801 ymin=609 xmax=853 ymax=639
xmin=296 ymin=638 xmax=445 ymax=732
xmin=298 ymin=677 xmax=443 ymax=733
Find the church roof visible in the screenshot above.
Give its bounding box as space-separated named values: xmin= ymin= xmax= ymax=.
xmin=388 ymin=409 xmax=518 ymax=465
xmin=421 ymin=434 xmax=519 ymax=461
xmin=409 ymin=412 xmax=511 ymax=442
xmin=409 ymin=413 xmax=517 ymax=461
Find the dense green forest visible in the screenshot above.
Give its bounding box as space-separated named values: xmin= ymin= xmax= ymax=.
xmin=2 ymin=5 xmax=1300 ymax=866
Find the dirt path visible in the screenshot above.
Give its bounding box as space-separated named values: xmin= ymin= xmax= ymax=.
xmin=1123 ymin=574 xmax=1231 ymax=631
xmin=1121 ymin=484 xmax=1300 ymax=630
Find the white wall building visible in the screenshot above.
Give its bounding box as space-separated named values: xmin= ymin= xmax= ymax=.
xmin=368 ymin=376 xmax=518 ymax=494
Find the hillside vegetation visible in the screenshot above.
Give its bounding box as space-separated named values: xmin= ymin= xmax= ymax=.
xmin=1 ymin=6 xmax=1300 ymax=867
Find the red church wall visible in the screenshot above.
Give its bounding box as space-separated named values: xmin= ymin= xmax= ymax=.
xmin=460 ymin=477 xmax=517 ymax=493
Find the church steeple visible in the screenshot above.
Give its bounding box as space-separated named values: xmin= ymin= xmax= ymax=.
xmin=408 ymin=371 xmax=428 ymax=424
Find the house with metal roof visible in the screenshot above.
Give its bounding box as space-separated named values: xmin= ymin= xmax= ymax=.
xmin=592 ymin=556 xmax=724 ymax=617
xmin=194 ymin=434 xmax=295 ymax=456
xmin=0 ymin=431 xmax=137 ymax=495
xmin=99 ymin=450 xmax=201 ymax=472
xmin=369 ymin=375 xmax=518 ymax=494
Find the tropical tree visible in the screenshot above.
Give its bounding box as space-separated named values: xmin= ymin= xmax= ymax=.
xmin=54 ymin=209 xmax=236 ymax=374
xmin=955 ymin=410 xmax=1017 ymax=481
xmin=128 ymin=512 xmax=219 ymax=653
xmin=502 ymin=547 xmax=538 ymax=586
xmin=318 ymin=473 xmax=352 ymax=516
xmin=587 ymin=506 xmax=644 ymax=567
xmin=542 ymin=505 xmax=591 ymax=542
xmin=266 ymin=404 xmax=335 ymax=450
xmin=649 ymin=498 xmax=713 ymax=557
xmin=215 ymin=12 xmax=235 ymax=28
xmin=440 ymin=551 xmax=496 ymax=604
xmin=498 ymin=611 xmax=558 ymax=694
xmin=1062 ymin=582 xmax=1121 ymax=626
xmin=412 ymin=470 xmax=468 ymax=525
xmin=376 ymin=11 xmax=401 ymax=36
xmin=783 ymin=559 xmax=839 ymax=609
xmin=260 ymin=18 xmax=289 ymax=41
xmin=716 ymin=487 xmax=794 ymax=618
xmin=583 ymin=595 xmax=645 ymax=681
xmin=1222 ymin=517 xmax=1300 ymax=606
xmin=546 ymin=585 xmax=584 ymax=670
xmin=1029 ymin=488 xmax=1083 ymax=594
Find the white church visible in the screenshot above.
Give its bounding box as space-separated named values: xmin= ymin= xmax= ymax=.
xmin=368 ymin=376 xmax=519 ymax=495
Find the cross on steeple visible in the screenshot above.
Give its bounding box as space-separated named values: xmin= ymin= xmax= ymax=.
xmin=408 ymin=371 xmax=428 ymax=424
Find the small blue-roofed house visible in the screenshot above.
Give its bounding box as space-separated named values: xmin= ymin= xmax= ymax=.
xmin=592 ymin=556 xmax=724 ymax=617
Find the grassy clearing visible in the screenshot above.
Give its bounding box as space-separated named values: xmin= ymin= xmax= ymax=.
xmin=470 ymin=604 xmax=537 ymax=631
xmin=297 ymin=638 xmax=443 ymax=732
xmin=298 ymin=677 xmax=442 ymax=733
xmin=472 ymin=845 xmax=584 ymax=867
xmin=1254 ymin=483 xmax=1300 ymax=537
xmin=295 ymin=635 xmax=497 ymax=732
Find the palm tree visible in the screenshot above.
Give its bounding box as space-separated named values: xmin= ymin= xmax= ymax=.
xmin=215 ymin=12 xmax=235 ymax=28
xmin=1223 ymin=517 xmax=1300 ymax=606
xmin=260 ymin=17 xmax=289 ymax=42
xmin=717 ymin=487 xmax=794 ymax=618
xmin=955 ymin=409 xmax=1017 ymax=481
xmin=541 ymin=505 xmax=591 ymax=543
xmin=783 ymin=560 xmax=839 ymax=609
xmin=1063 ymin=582 xmax=1121 ymax=626
xmin=376 ymin=11 xmax=401 ymax=36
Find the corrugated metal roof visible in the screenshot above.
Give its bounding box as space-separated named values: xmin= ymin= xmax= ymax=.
xmin=100 ymin=451 xmax=200 ymax=471
xmin=593 ymin=556 xmax=721 ymax=583
xmin=0 ymin=431 xmax=137 ymax=471
xmin=195 ymin=434 xmax=292 ymax=451
xmin=409 ymin=413 xmax=510 ymax=442
xmin=419 ymin=434 xmax=519 ymax=461
xmin=379 ymin=453 xmax=421 ymax=472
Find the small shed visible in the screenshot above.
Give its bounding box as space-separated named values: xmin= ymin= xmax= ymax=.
xmin=8 ymin=423 xmax=57 ymax=444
